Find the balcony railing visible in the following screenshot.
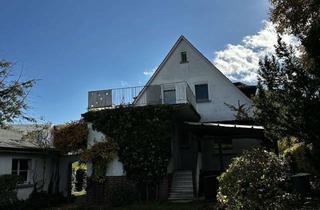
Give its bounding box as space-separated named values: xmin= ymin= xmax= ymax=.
xmin=88 ymin=81 xmax=196 ymax=110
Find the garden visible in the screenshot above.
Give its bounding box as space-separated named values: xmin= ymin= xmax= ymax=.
xmin=1 ymin=0 xmax=320 ymax=210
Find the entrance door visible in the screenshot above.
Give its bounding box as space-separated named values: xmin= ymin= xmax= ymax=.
xmin=178 ymin=134 xmax=193 ymax=170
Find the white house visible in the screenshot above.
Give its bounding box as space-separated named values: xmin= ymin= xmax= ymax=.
xmin=86 ymin=36 xmax=265 ymax=200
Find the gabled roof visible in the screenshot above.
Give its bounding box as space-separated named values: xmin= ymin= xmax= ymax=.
xmin=233 ymin=82 xmax=257 ymax=99
xmin=134 ymin=35 xmax=252 ymax=103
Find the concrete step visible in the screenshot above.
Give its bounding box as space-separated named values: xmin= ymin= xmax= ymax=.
xmin=169 ymin=170 xmax=194 ymax=201
xmin=171 ymin=185 xmax=193 ymax=189
xmin=170 ymin=187 xmax=193 ymax=192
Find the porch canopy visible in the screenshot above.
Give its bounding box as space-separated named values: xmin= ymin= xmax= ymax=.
xmin=184 ymin=121 xmax=265 ymax=138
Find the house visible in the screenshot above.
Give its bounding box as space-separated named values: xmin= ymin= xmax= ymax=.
xmin=86 ymin=36 xmax=266 ymax=200
xmin=0 ymin=125 xmax=79 ymax=200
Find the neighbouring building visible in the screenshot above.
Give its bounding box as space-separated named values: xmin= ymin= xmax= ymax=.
xmin=86 ymin=35 xmax=266 ymax=200
xmin=0 ymin=125 xmax=79 ymax=200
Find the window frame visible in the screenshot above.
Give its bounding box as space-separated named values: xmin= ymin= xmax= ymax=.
xmin=163 ymin=89 xmax=176 ymax=104
xmin=180 ymin=51 xmax=188 ymax=63
xmin=195 ymin=83 xmax=210 ymax=103
xmin=11 ymin=159 xmax=31 ymax=183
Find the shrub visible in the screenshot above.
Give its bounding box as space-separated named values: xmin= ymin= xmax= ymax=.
xmin=106 ymin=182 xmax=139 ymax=207
xmin=217 ymin=148 xmax=296 ymax=210
xmin=0 ymin=174 xmax=20 ymax=208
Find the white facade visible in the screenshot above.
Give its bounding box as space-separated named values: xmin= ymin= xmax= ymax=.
xmin=0 ymin=152 xmax=55 ymax=200
xmin=135 ymin=36 xmax=252 ymax=122
xmin=86 ymin=36 xmax=258 ymax=178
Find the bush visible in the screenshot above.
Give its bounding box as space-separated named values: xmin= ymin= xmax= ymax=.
xmin=217 ymin=148 xmax=296 ymax=210
xmin=0 ymin=174 xmax=20 ymax=208
xmin=106 ymin=182 xmax=139 ymax=207
xmin=14 ymin=191 xmax=68 ymax=210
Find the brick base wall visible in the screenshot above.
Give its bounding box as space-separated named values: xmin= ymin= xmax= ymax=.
xmin=86 ymin=176 xmax=127 ymax=204
xmin=86 ymin=175 xmax=172 ymax=203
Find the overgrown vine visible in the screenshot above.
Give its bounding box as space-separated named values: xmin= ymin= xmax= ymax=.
xmin=82 ymin=105 xmax=174 ymax=184
xmin=80 ymin=140 xmax=119 ymax=182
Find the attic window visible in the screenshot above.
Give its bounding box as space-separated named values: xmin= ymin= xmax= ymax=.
xmin=180 ymin=52 xmax=188 ymax=63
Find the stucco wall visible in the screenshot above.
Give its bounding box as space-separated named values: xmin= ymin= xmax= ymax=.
xmin=0 ymin=153 xmax=55 ymax=200
xmin=136 ymin=39 xmax=252 ymax=122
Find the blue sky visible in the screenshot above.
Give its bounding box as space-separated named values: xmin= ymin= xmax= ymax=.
xmin=0 ymin=0 xmax=270 ymax=124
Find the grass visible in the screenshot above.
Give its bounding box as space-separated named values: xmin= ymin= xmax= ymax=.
xmin=50 ymin=201 xmax=216 ymax=210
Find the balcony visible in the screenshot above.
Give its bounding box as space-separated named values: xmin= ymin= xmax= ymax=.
xmin=88 ymin=82 xmax=199 ymax=120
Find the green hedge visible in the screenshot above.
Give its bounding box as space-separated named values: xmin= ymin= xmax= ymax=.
xmin=0 ymin=174 xmax=20 ymax=208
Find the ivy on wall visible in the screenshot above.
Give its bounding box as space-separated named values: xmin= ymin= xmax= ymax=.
xmin=80 ymin=140 xmax=119 ymax=181
xmin=82 ymin=105 xmax=174 ymax=183
xmin=53 ymin=120 xmax=88 ymax=153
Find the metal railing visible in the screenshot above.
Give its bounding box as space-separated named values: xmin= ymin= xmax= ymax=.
xmin=88 ymin=81 xmax=196 ymax=110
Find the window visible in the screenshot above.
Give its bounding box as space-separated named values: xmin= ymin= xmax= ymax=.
xmin=163 ymin=89 xmax=176 ymax=104
xmin=195 ymin=84 xmax=209 ymax=102
xmin=180 ymin=51 xmax=188 ymax=63
xmin=12 ymin=159 xmax=30 ymax=183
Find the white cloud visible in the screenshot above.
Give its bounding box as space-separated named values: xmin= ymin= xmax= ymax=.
xmin=143 ymin=67 xmax=157 ymax=76
xmin=213 ymin=21 xmax=299 ymax=84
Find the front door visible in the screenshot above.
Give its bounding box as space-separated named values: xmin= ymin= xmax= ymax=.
xmin=177 ymin=133 xmax=193 ymax=170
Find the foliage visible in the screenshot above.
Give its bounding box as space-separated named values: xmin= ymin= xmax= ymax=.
xmin=0 ymin=60 xmax=36 ymax=127
xmin=279 ymin=137 xmax=317 ymax=175
xmin=82 ymin=105 xmax=173 ymax=183
xmin=53 ymin=120 xmax=88 ymax=153
xmin=106 ymin=182 xmax=140 ymax=207
xmin=270 ymin=0 xmax=320 ymax=61
xmin=254 ymin=0 xmax=320 ymax=173
xmin=217 ymin=148 xmax=296 ymax=210
xmin=0 ymin=174 xmax=21 ymax=208
xmin=13 ymin=191 xmax=68 ymax=210
xmin=224 ymin=100 xmax=252 ymax=121
xmin=22 ymin=122 xmax=52 ymax=149
xmin=81 ymin=141 xmax=118 ymax=181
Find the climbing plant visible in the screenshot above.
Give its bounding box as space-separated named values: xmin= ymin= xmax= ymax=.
xmin=80 ymin=140 xmax=119 ymax=181
xmin=53 ymin=120 xmax=88 ymax=153
xmin=82 ymin=105 xmax=174 ymax=183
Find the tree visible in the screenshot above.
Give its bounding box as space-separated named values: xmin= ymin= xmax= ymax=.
xmin=0 ymin=60 xmax=36 ymax=127
xmin=270 ymin=0 xmax=320 ymax=62
xmin=225 ymin=100 xmax=253 ymax=121
xmin=254 ymin=1 xmax=320 ymax=173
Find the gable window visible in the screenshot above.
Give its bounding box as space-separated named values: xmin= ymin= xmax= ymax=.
xmin=12 ymin=159 xmax=30 ymax=183
xmin=180 ymin=51 xmax=188 ymax=63
xmin=195 ymin=84 xmax=209 ymax=102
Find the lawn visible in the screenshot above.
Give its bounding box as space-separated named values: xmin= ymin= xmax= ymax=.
xmin=50 ymin=201 xmax=216 ymax=210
